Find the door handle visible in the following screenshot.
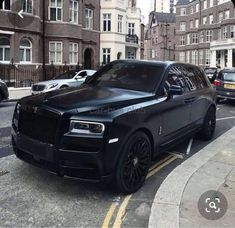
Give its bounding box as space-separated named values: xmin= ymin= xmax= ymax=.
xmin=184 ymin=97 xmax=196 ymax=104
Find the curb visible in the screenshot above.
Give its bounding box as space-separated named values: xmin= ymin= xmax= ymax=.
xmin=148 ymin=127 xmax=235 ymax=228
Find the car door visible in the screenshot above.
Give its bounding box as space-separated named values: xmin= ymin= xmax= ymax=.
xmin=185 ymin=66 xmax=210 ymax=127
xmin=159 ymin=65 xmax=192 ymax=148
xmin=73 ymin=70 xmax=87 ymax=87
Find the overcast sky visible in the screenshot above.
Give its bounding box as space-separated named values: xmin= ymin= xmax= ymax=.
xmin=137 ymin=0 xmax=152 ymax=23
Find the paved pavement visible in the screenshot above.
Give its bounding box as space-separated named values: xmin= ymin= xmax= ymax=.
xmin=149 ymin=127 xmax=235 ymax=228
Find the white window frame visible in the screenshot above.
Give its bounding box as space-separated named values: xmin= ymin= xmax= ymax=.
xmin=69 ymin=0 xmax=78 ymax=24
xmin=206 ymin=30 xmax=213 ymax=42
xmin=69 ymin=42 xmax=78 ymax=64
xmin=118 ymin=15 xmax=123 ymax=33
xmin=199 ymin=50 xmax=204 ymax=65
xmin=180 ymin=22 xmax=186 ymax=31
xmin=103 ymin=14 xmax=111 ymax=32
xmin=192 ymin=50 xmax=198 ymax=65
xmin=200 ymin=31 xmax=204 ymax=43
xmin=85 ymin=8 xmax=93 ymax=29
xmin=225 ymin=10 xmax=230 ymax=20
xmin=192 ymin=33 xmax=198 ymax=44
xmin=128 ymin=23 xmax=135 ymax=35
xmin=0 ymin=37 xmax=10 ymax=63
xmin=205 ymin=49 xmax=210 ymax=65
xmin=222 ymin=26 xmax=228 ymax=39
xmin=21 ymin=0 xmax=33 ymax=14
xmin=230 ymin=25 xmax=235 ymax=38
xmin=20 ymin=38 xmax=32 ymax=63
xmin=196 ymin=3 xmax=199 ymax=12
xmin=209 ymin=0 xmax=213 ymax=7
xmin=203 ymin=16 xmax=207 ymax=25
xmin=195 ymin=19 xmax=199 ymax=28
xmin=49 ymin=41 xmax=63 ymax=64
xmin=179 ymin=52 xmax=185 ymax=62
xmin=0 ymin=0 xmax=11 ymax=10
xmin=103 ymin=48 xmax=111 ymax=64
xmin=190 ymin=20 xmax=194 ymax=29
xmin=49 ymin=0 xmax=63 ymax=22
xmin=218 ymin=12 xmax=223 ymax=22
xmin=203 ymin=0 xmax=207 ymax=9
xmin=180 ymin=36 xmax=185 ymax=46
xmin=180 ymin=8 xmax=186 ymax=16
xmin=209 ymin=14 xmax=213 ymax=24
xmin=186 ymin=51 xmax=190 ymax=63
xmin=190 ymin=6 xmax=194 ymax=14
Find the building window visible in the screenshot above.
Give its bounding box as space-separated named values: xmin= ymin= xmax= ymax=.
xmin=69 ymin=42 xmax=78 ymax=64
xmin=230 ymin=25 xmax=235 ymax=38
xmin=206 ymin=30 xmax=213 ymax=42
xmin=69 ymin=0 xmax=78 ymax=24
xmin=127 ymin=51 xmax=136 ymax=59
xmin=203 ymin=16 xmax=207 ymax=24
xmin=128 ymin=23 xmax=135 ymax=35
xmin=20 ymin=38 xmax=32 ymax=63
xmin=103 ymin=48 xmax=110 ymax=64
xmin=118 ymin=15 xmax=123 ymax=33
xmin=205 ymin=49 xmax=210 ymax=65
xmin=225 ymin=10 xmax=230 ymax=20
xmin=21 ymin=0 xmax=33 ymax=14
xmin=85 ymin=8 xmax=93 ymax=29
xmin=179 ymin=52 xmax=185 ymax=62
xmin=0 ymin=37 xmax=10 ymax=62
xmin=195 ymin=19 xmax=199 ymax=28
xmin=49 ymin=41 xmax=62 ymax=64
xmin=209 ymin=0 xmax=213 ymax=7
xmin=180 ymin=8 xmax=186 ymax=16
xmin=192 ymin=50 xmax=198 ymax=65
xmin=200 ymin=31 xmax=204 ymax=43
xmin=195 ymin=3 xmax=199 ymax=12
xmin=199 ymin=50 xmax=204 ymax=65
xmin=180 ymin=36 xmax=185 ymax=45
xmin=103 ymin=14 xmax=111 ymax=32
xmin=190 ymin=20 xmax=194 ymax=28
xmin=218 ymin=28 xmax=222 ymax=40
xmin=49 ymin=0 xmax=62 ymax=21
xmin=180 ymin=22 xmax=186 ymax=31
xmin=186 ymin=51 xmax=190 ymax=63
xmin=218 ymin=12 xmax=223 ymax=22
xmin=222 ymin=26 xmax=228 ymax=39
xmin=0 ymin=0 xmax=10 ymax=10
xmin=209 ymin=14 xmax=213 ymax=24
xmin=203 ymin=0 xmax=207 ymax=9
xmin=192 ymin=33 xmax=198 ymax=44
xmin=190 ymin=6 xmax=194 ymax=14
xmin=187 ymin=34 xmax=190 ymax=45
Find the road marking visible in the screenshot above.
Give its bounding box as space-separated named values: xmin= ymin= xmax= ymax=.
xmin=102 ymin=155 xmax=177 ymax=228
xmin=217 ymin=116 xmax=235 ymax=121
xmin=112 ymin=195 xmax=132 ymax=228
xmin=186 ymin=138 xmax=194 ymax=155
xmin=102 ymin=203 xmax=117 ymax=228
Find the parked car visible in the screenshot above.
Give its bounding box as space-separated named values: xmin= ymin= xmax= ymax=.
xmin=31 ymin=69 xmax=96 ymax=95
xmin=204 ymin=67 xmax=218 ymax=83
xmin=214 ymin=68 xmax=235 ymax=103
xmin=0 ymin=78 xmax=9 ymax=103
xmin=12 ymin=60 xmax=216 ymax=193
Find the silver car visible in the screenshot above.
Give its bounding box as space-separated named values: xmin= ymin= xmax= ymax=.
xmin=31 ymin=69 xmax=96 ymax=95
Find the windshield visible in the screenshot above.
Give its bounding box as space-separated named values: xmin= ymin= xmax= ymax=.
xmin=87 ymin=62 xmax=164 ymax=92
xmin=204 ymin=68 xmax=217 ymax=74
xmin=54 ymin=71 xmax=77 ymax=80
xmin=220 ymin=72 xmax=235 ymax=82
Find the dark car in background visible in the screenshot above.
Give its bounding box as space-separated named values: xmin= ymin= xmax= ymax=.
xmin=204 ymin=67 xmax=218 ymax=83
xmin=214 ymin=68 xmax=235 ymax=103
xmin=12 ymin=60 xmax=216 ymax=193
xmin=0 ymin=78 xmax=9 ymax=103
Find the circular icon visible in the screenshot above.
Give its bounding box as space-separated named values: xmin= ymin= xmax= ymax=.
xmin=7 ymin=1 xmax=35 ymax=28
xmin=198 ymin=190 xmax=228 ymax=220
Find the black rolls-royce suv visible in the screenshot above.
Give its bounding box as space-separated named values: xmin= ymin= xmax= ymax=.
xmin=12 ymin=60 xmax=216 ymax=193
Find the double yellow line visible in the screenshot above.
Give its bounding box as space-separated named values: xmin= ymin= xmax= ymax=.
xmin=102 ymin=154 xmax=178 ymax=228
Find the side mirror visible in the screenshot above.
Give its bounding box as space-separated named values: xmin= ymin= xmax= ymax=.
xmin=168 ymin=85 xmax=183 ymax=96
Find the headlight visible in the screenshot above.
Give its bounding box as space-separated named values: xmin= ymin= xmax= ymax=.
xmin=47 ymin=83 xmax=58 ymax=89
xmin=69 ymin=120 xmax=105 ymax=135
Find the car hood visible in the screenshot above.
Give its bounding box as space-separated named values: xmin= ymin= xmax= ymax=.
xmin=20 ymin=85 xmax=154 ymax=113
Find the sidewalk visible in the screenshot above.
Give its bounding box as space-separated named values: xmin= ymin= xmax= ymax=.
xmin=149 ymin=127 xmax=235 ymax=228
xmin=7 ymin=87 xmax=31 ymax=101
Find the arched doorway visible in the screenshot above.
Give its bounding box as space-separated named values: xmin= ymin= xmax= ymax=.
xmin=84 ymin=48 xmax=94 ymax=69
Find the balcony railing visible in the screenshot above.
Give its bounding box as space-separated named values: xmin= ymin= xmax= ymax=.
xmin=126 ymin=34 xmax=139 ymax=44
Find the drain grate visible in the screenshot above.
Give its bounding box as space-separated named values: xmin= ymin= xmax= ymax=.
xmin=0 ymin=169 xmax=9 ymax=177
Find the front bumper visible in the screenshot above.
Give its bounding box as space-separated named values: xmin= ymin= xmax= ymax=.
xmin=217 ymin=90 xmax=235 ymax=100
xmin=11 ymin=126 xmax=115 ymax=183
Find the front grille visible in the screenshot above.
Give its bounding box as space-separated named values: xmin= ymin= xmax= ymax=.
xmin=19 ymin=110 xmax=59 ymax=144
xmin=32 ymin=85 xmax=46 ymax=91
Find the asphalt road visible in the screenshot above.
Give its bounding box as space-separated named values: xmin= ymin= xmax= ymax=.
xmin=0 ymin=100 xmax=235 ymax=227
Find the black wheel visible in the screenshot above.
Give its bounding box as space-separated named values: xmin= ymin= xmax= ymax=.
xmin=216 ymin=98 xmax=221 ymax=104
xmin=198 ymin=106 xmax=216 ymax=141
xmin=60 ymin=85 xmax=68 ymax=89
xmin=115 ymin=132 xmax=151 ymax=194
xmin=0 ymin=93 xmax=2 ymax=102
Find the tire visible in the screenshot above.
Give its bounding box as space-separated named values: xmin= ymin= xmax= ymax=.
xmin=0 ymin=92 xmax=2 ymax=102
xmin=115 ymin=131 xmax=151 ymax=194
xmin=198 ymin=106 xmax=216 ymax=141
xmin=60 ymin=85 xmax=68 ymax=89
xmin=216 ymin=98 xmax=221 ymax=104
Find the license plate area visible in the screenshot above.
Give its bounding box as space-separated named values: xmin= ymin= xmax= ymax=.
xmin=224 ymin=84 xmax=235 ymax=89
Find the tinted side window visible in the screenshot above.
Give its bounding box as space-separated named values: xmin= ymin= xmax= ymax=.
xmin=78 ymin=71 xmax=87 ymax=77
xmin=185 ymin=67 xmax=208 ymax=90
